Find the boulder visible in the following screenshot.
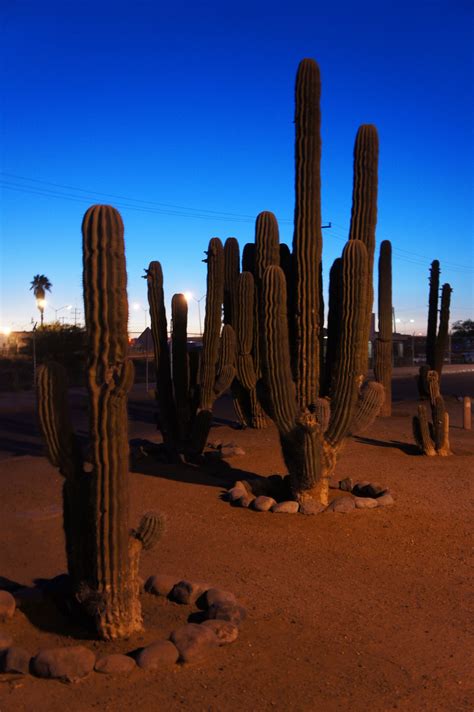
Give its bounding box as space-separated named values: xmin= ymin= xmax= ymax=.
xmin=145 ymin=574 xmax=178 ymax=597
xmin=32 ymin=646 xmax=95 ymax=682
xmin=135 ymin=641 xmax=179 ymax=669
xmin=202 ymin=620 xmax=239 ymax=645
xmin=169 ymin=624 xmax=219 ymax=663
xmin=0 ymin=591 xmax=16 ymax=622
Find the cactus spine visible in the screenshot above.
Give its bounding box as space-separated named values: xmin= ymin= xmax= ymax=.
xmin=37 ymin=205 xmax=163 ymax=640
xmin=261 ymin=59 xmax=383 ymax=505
xmin=374 ymin=240 xmax=392 ymax=416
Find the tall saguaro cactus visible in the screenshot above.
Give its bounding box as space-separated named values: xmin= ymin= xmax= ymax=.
xmin=419 ymin=260 xmax=452 ymax=397
xmin=374 ymin=240 xmax=392 ymax=416
xmin=37 ymin=205 xmax=162 ymax=640
xmin=261 ymin=59 xmax=383 ymax=506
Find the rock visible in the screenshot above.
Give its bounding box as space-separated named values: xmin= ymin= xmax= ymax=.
xmin=339 ymin=477 xmax=354 ymax=492
xmin=376 ymin=493 xmax=395 ymax=507
xmin=328 ymin=477 xmax=340 ymax=489
xmin=32 ymin=646 xmax=95 ymax=682
xmin=206 ymin=602 xmax=247 ymax=626
xmin=222 ymin=441 xmax=237 ymax=449
xmin=0 ymin=591 xmax=16 ymax=622
xmin=202 ymin=620 xmax=239 ymax=644
xmin=299 ymin=500 xmax=326 ymax=515
xmin=135 ymin=641 xmax=179 ymax=669
xmin=227 ymin=486 xmax=246 ymax=503
xmin=325 ymin=496 xmax=356 ymax=513
xmin=95 ymin=654 xmax=136 ymax=674
xmin=234 ymin=480 xmax=253 ymax=495
xmin=271 ymin=500 xmax=299 ymax=514
xmin=253 ymin=496 xmax=276 ymax=512
xmin=145 ymin=574 xmax=178 ymax=597
xmin=170 ymin=624 xmax=219 ymax=663
xmin=354 ymin=496 xmax=379 ymax=509
xmin=235 ymin=494 xmax=255 ymax=508
xmin=170 ymin=580 xmax=209 ymax=605
xmin=0 ymin=646 xmax=31 ymax=674
xmin=0 ymin=631 xmax=13 ymax=650
xmin=203 ymin=588 xmax=237 ymax=609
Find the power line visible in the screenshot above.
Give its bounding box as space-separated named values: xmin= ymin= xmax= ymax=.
xmin=2 ymin=172 xmax=472 ymax=273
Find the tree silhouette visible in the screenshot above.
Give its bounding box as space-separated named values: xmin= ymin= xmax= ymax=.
xmin=30 ymin=274 xmax=52 ymax=326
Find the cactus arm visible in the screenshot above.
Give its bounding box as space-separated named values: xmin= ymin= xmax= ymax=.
xmin=374 ymin=240 xmax=393 ymax=416
xmin=292 ymin=58 xmax=322 ymax=409
xmin=434 ymin=283 xmax=452 ymax=378
xmin=325 ymin=240 xmax=369 ymax=446
xmin=426 ymin=260 xmax=440 ymax=369
xmin=171 ymin=294 xmax=191 ymax=440
xmin=132 ymin=511 xmax=166 ymax=551
xmin=261 ymin=266 xmax=297 ymax=434
xmin=322 ymin=257 xmax=342 ymax=396
xmin=37 ymin=362 xmax=82 ymax=478
xmin=236 ymin=272 xmax=257 ymax=390
xmin=214 ymin=324 xmax=236 ymax=397
xmin=348 ymin=124 xmax=379 ymax=372
xmin=199 ymin=238 xmax=225 ymax=411
xmin=349 ymin=381 xmax=385 ymax=435
xmin=224 ymin=237 xmax=240 ymax=325
xmin=146 ymin=261 xmax=178 ymax=442
xmin=413 ymin=406 xmax=436 ymax=456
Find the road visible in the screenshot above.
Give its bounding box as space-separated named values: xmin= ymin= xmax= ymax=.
xmin=0 ymin=366 xmax=472 ymax=460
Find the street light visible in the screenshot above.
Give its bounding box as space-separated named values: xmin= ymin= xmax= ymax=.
xmin=53 ymin=304 xmax=72 ymax=321
xmin=184 ymin=291 xmax=206 ymax=336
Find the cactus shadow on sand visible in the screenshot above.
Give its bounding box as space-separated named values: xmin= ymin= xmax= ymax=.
xmin=129 ymin=442 xmax=263 ymax=491
xmin=354 ymin=435 xmax=420 ymax=456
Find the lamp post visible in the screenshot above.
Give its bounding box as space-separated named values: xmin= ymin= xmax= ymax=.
xmin=184 ymin=292 xmax=206 ymax=337
xmin=53 ymin=304 xmax=73 ymax=322
xmin=133 ymin=302 xmax=150 ymax=391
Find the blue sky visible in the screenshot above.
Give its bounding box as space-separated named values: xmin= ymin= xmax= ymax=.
xmin=1 ymin=0 xmax=473 ymax=335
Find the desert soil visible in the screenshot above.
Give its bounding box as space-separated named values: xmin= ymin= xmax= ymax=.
xmin=0 ymin=369 xmax=473 ymax=712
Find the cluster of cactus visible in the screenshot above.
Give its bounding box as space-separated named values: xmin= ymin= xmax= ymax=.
xmin=413 ymin=370 xmax=451 ymax=455
xmin=374 ymin=240 xmax=393 ymax=416
xmin=221 ymin=214 xmax=283 ymax=429
xmin=37 ymin=205 xmax=164 ymax=640
xmin=419 ymin=260 xmax=452 ymax=397
xmin=255 ymin=58 xmax=384 ymax=506
xmin=146 ymin=238 xmax=236 ymax=457
xmin=414 ymin=260 xmax=452 ymax=454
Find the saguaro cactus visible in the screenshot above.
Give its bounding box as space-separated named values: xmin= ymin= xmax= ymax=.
xmin=419 ymin=261 xmax=452 ymax=397
xmin=413 ymin=370 xmax=451 ymax=456
xmin=374 ymin=240 xmax=392 ymax=416
xmin=260 ymin=60 xmax=383 ymax=506
xmin=37 ymin=205 xmax=163 ymax=640
xmin=147 ymin=238 xmax=236 ymax=457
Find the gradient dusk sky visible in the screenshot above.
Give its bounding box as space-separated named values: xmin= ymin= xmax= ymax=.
xmin=1 ymin=0 xmax=473 ymax=335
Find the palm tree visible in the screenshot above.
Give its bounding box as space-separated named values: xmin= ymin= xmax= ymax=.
xmin=30 ymin=275 xmax=52 ymax=326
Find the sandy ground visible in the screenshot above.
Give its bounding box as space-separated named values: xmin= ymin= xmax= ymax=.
xmin=0 ymin=370 xmax=473 ymax=712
